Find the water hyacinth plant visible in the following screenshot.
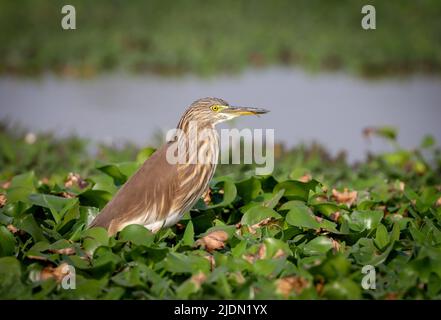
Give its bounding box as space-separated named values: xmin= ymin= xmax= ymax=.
xmin=0 ymin=125 xmax=440 ymax=299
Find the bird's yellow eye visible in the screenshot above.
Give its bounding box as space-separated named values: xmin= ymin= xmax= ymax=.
xmin=211 ymin=105 xmax=220 ymax=112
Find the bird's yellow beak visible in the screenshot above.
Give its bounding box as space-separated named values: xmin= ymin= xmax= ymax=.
xmin=221 ymin=106 xmax=269 ymax=116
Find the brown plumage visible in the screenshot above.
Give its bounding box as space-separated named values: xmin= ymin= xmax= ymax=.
xmin=89 ymin=97 xmax=268 ymax=235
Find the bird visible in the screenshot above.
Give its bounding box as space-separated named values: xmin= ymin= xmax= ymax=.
xmin=89 ymin=97 xmax=268 ymax=235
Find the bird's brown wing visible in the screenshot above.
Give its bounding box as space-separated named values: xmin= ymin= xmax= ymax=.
xmin=89 ymin=143 xmax=179 ymax=235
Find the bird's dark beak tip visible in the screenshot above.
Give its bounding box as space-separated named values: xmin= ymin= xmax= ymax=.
xmin=250 ymin=108 xmax=269 ymax=116
xmin=227 ymin=106 xmax=270 ymax=115
xmin=256 ymin=108 xmax=269 ymax=114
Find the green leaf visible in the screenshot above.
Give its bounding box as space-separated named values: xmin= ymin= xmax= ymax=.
xmin=176 ymin=277 xmax=201 ymax=299
xmin=262 ymin=238 xmax=292 ymax=258
xmin=303 ymin=236 xmax=334 ymax=256
xmin=191 ymin=211 xmax=216 ymax=233
xmin=285 ymin=202 xmax=320 ymax=229
xmin=79 ymin=189 xmax=113 ymax=209
xmin=235 ymin=177 xmax=262 ymax=203
xmin=101 ymin=287 xmax=125 ymax=300
xmin=182 ymin=221 xmax=195 ymax=246
xmin=357 ymin=200 xmax=378 ymax=210
xmin=13 ymin=213 xmax=46 ymax=242
xmin=81 ymin=227 xmax=109 ymax=253
xmin=29 ymin=193 xmax=78 ymax=224
xmin=64 ymin=276 xmax=108 ymax=299
xmin=313 ymin=202 xmax=340 ymax=217
xmin=240 ymin=206 xmax=281 ymax=226
xmin=253 ymin=259 xmax=285 ymax=277
xmin=350 ymin=238 xmax=394 ymax=266
xmin=97 ymin=163 xmax=127 ymax=185
xmin=390 ymin=222 xmax=400 ymax=242
xmin=374 ymin=224 xmax=389 ymax=250
xmin=262 ymin=189 xmax=284 ymax=209
xmin=231 ymin=240 xmax=248 ymax=257
xmin=317 ymin=254 xmax=351 ymax=279
xmin=323 ymin=279 xmax=361 ymax=300
xmin=0 ymin=226 xmax=15 ymax=257
xmin=6 ymin=172 xmax=35 ymax=203
xmin=118 ymin=224 xmax=155 ymax=247
xmin=1 ymin=202 xmax=29 ymax=217
xmin=69 ymin=255 xmax=91 ymax=270
xmin=0 ymin=257 xmax=28 ymax=299
xmin=89 ymin=174 xmax=118 ymax=194
xmin=117 ymin=162 xmax=140 ymax=178
xmin=208 ymin=177 xmax=237 ymax=208
xmin=164 ymin=252 xmax=210 ymax=274
xmin=89 ymin=247 xmax=121 ymax=276
xmin=348 ymin=210 xmax=383 ymax=232
xmin=26 ymin=241 xmax=51 ymax=261
xmin=319 ymin=219 xmax=341 ymax=234
xmin=273 ymin=179 xmax=319 ymax=201
xmin=96 ymin=162 xmax=139 ymax=186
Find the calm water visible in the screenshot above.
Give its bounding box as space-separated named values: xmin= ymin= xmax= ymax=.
xmin=1 ymin=68 xmax=440 ymax=162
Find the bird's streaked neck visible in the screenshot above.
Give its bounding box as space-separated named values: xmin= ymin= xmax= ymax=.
xmin=171 ymin=118 xmax=220 ymax=165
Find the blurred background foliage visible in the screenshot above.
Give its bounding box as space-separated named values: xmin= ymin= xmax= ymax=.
xmin=1 ymin=123 xmax=440 ymax=189
xmin=1 ymin=0 xmax=441 ymax=77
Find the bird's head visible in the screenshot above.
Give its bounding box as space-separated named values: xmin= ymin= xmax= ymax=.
xmin=178 ymin=97 xmax=269 ymax=130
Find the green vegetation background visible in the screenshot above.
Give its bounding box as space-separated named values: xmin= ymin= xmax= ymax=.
xmin=1 ymin=125 xmax=441 ymax=299
xmin=1 ymin=0 xmax=441 ymax=76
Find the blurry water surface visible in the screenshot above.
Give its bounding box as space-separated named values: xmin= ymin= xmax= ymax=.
xmin=1 ymin=68 xmax=440 ymax=162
